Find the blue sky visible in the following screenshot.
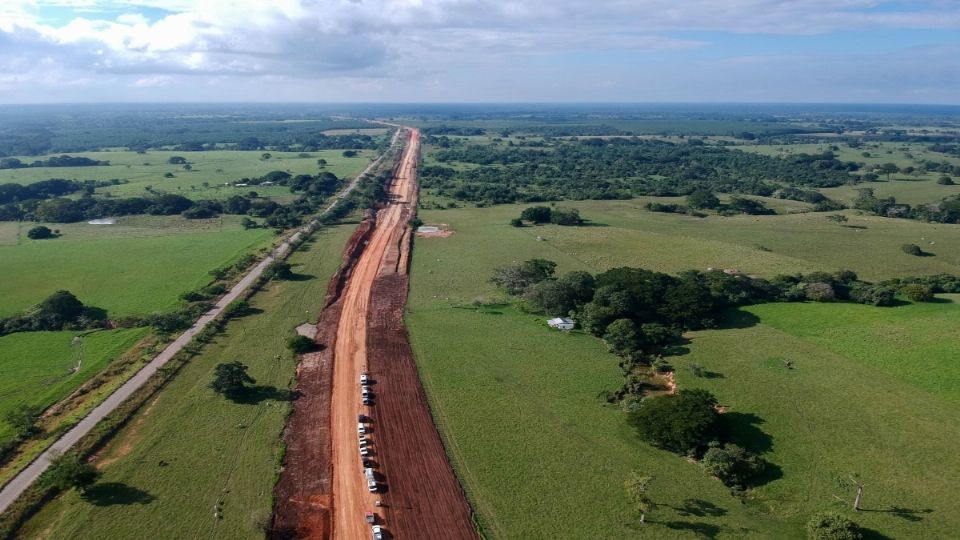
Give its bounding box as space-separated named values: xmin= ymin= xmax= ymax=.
xmin=0 ymin=0 xmax=958 ymax=104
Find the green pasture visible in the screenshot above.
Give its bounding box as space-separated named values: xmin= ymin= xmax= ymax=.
xmin=413 ymin=199 xmax=960 ymax=290
xmin=19 ymin=223 xmax=355 ymax=539
xmin=675 ymin=300 xmax=960 ymax=538
xmin=0 ymin=329 xmax=148 ymax=440
xmin=0 ymin=215 xmax=273 ymax=318
xmin=406 ymin=202 xmax=960 ymax=538
xmin=0 ymin=149 xmax=374 ymax=201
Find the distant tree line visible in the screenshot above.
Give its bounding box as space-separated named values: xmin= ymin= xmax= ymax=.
xmin=0 ymin=110 xmax=382 ymax=157
xmin=421 ymin=139 xmax=860 ymax=205
xmin=0 ymin=170 xmax=345 ymax=226
xmin=0 ymin=155 xmax=109 ymax=169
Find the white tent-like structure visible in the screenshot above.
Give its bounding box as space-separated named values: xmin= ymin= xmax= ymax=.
xmin=547 ymin=317 xmax=575 ymax=331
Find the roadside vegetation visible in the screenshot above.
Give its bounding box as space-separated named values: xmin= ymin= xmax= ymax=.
xmin=17 ymin=223 xmax=356 ymax=539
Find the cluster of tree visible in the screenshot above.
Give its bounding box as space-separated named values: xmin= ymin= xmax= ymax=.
xmin=772 ymin=186 xmax=847 ymax=211
xmin=6 ymin=170 xmax=342 ymax=225
xmin=421 ymin=138 xmax=861 ymax=206
xmin=494 ymin=261 xmax=953 ymax=366
xmin=926 ymin=143 xmax=960 ymax=158
xmin=511 ymin=205 xmax=583 ymax=226
xmin=644 ymin=202 xmax=705 ymax=217
xmin=0 ymin=179 xmax=123 ymax=204
xmin=27 ymin=225 xmax=58 ymax=239
xmin=682 ymin=189 xmax=776 ymax=216
xmin=629 ymin=389 xmax=770 ymax=489
xmin=854 ymin=188 xmax=960 ymax=223
xmin=0 ymin=155 xmax=109 ymax=169
xmin=0 ymin=291 xmax=106 ymax=336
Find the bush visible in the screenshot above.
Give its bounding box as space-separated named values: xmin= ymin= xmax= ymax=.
xmin=3 ymin=405 xmax=42 ymax=439
xmin=509 ymin=217 xmax=524 ymax=227
xmin=901 ymin=243 xmax=924 ymax=256
xmin=806 ymin=512 xmax=862 ymax=540
xmin=937 ymin=176 xmax=955 ymax=185
xmin=701 ymin=442 xmax=767 ymax=489
xmin=849 ymin=283 xmax=895 ymax=307
xmin=223 ymin=300 xmax=253 ymax=318
xmin=26 ymin=225 xmax=55 ymax=239
xmin=41 ymin=453 xmax=100 ymax=494
xmin=628 ymin=389 xmax=722 ymax=455
xmin=264 ymin=261 xmax=294 ymax=280
xmin=804 ymin=282 xmax=836 ymax=302
xmin=902 ymin=283 xmax=934 ymax=302
xmin=550 ymin=207 xmax=582 ymax=225
xmin=520 ymin=206 xmax=552 ymax=223
xmin=287 ymin=335 xmax=318 ymax=354
xmin=686 ymin=189 xmax=720 ymax=210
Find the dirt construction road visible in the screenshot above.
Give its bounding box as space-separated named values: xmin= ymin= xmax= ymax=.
xmin=274 ymin=128 xmax=476 ymax=539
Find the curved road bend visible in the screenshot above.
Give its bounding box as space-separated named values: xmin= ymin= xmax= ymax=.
xmin=0 ymin=129 xmax=402 ymax=514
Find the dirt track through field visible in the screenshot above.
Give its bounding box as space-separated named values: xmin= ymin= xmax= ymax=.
xmin=273 ymin=128 xmax=476 ymax=539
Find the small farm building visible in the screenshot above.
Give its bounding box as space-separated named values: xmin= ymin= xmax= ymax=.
xmin=547 ymin=317 xmax=575 ymax=330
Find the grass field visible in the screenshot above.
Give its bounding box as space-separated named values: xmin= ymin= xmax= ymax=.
xmin=19 ymin=223 xmax=356 ymax=540
xmin=0 ymin=329 xmax=148 ymax=440
xmin=406 ymin=200 xmax=960 ymax=538
xmin=414 ymin=199 xmax=960 ymax=290
xmin=675 ymin=301 xmax=960 ymax=538
xmin=0 ymin=215 xmax=273 ymax=318
xmin=0 ymin=149 xmax=375 ymax=201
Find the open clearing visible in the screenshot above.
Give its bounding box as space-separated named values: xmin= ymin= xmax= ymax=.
xmin=0 ymin=215 xmax=273 ymax=318
xmin=0 ymin=149 xmax=376 ymax=202
xmin=410 ymin=199 xmax=960 ymax=286
xmin=0 ymin=329 xmax=148 ymax=440
xmin=17 ymin=224 xmax=356 ymax=540
xmin=406 ymin=199 xmax=960 ymax=538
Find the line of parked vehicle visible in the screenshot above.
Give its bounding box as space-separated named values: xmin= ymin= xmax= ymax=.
xmin=358 ymin=371 xmax=385 ymax=540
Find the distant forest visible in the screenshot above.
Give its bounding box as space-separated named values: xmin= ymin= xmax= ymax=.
xmin=0 ymin=106 xmax=379 ymax=156
xmin=422 ymin=138 xmax=860 ymax=204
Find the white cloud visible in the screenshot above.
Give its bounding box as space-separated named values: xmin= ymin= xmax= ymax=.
xmin=0 ymin=1 xmax=959 ymax=102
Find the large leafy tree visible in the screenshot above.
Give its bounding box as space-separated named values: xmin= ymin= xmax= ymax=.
xmin=629 ymin=389 xmax=722 ymax=454
xmin=209 ymin=361 xmax=256 ymax=397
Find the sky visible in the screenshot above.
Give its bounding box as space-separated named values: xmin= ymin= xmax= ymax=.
xmin=0 ymin=0 xmax=959 ymax=104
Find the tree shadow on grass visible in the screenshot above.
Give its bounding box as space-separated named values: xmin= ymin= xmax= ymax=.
xmin=723 ymin=412 xmax=773 ymax=454
xmin=283 ymin=273 xmax=316 ymax=282
xmin=669 ymin=499 xmax=728 ymax=518
xmin=577 ymin=220 xmax=609 ymax=227
xmin=861 ymin=527 xmax=895 ymax=540
xmin=659 ymin=520 xmax=723 ymax=539
xmin=228 ymin=306 xmax=265 ymax=318
xmin=715 ymin=309 xmax=760 ymax=330
xmin=82 ymin=482 xmax=155 ymax=506
xmin=861 ymin=506 xmax=934 ymax=523
xmin=228 ymin=386 xmax=302 ymax=405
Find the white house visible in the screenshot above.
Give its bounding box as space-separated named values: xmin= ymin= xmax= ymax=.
xmin=547 ymin=317 xmax=575 ymax=331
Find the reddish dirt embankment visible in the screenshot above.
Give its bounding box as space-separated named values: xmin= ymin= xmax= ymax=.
xmin=271 ymin=218 xmax=375 ymax=539
xmin=273 ymin=128 xmax=476 ymax=539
